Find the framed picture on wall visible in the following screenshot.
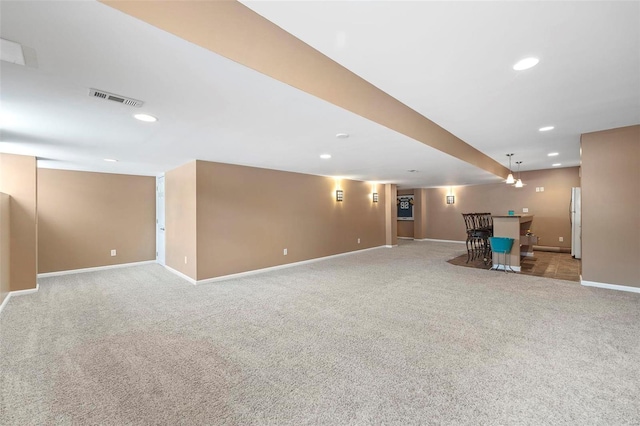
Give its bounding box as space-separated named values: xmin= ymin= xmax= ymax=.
xmin=397 ymin=195 xmax=414 ymax=221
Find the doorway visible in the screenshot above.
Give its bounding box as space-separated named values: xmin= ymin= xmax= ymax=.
xmin=156 ymin=175 xmax=165 ymax=265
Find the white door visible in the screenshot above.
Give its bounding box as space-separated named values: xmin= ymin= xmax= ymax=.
xmin=156 ymin=175 xmax=166 ymax=265
xmin=572 ymin=187 xmax=582 ymax=259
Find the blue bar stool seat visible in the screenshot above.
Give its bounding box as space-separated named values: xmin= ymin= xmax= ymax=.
xmin=489 ymin=237 xmax=515 ymax=273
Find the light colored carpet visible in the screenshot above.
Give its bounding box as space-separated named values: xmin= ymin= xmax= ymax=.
xmin=1 ymin=240 xmax=639 ymax=425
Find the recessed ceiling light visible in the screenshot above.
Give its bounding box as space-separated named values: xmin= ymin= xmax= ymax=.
xmin=552 ymin=163 xmax=562 ymax=167
xmin=134 ymin=113 xmax=157 ymax=122
xmin=539 ymin=126 xmax=555 ymax=132
xmin=320 ymin=154 xmax=331 ymax=159
xmin=407 ymin=169 xmax=419 ymax=173
xmin=104 ymin=158 xmax=118 ymax=162
xmin=336 ymin=133 xmax=349 ymax=139
xmin=513 ymin=57 xmax=539 ymax=71
xmin=548 ymin=152 xmax=559 ymax=157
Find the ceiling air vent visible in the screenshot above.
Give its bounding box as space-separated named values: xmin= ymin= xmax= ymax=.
xmin=89 ymin=88 xmax=144 ymax=108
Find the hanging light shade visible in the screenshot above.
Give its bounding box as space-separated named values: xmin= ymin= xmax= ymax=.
xmin=505 ymin=154 xmax=515 ymax=184
xmin=513 ymin=161 xmax=524 ymax=188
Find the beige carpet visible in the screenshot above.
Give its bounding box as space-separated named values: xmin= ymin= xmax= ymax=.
xmin=1 ymin=240 xmax=639 ymax=425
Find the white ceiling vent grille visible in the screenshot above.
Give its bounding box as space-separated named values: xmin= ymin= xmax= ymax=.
xmin=89 ymin=88 xmax=144 ymax=108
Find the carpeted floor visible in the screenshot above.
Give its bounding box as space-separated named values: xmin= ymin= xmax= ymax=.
xmin=1 ymin=240 xmax=639 ymax=425
xmin=447 ymin=250 xmax=581 ymax=282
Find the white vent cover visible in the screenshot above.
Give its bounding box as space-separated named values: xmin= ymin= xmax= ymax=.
xmin=1 ymin=38 xmax=25 ymax=66
xmin=89 ymin=88 xmax=143 ymax=108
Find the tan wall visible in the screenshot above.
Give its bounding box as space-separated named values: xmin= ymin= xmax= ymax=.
xmin=384 ymin=184 xmax=398 ymax=246
xmin=581 ymin=125 xmax=640 ymax=288
xmin=37 ymin=169 xmax=156 ymax=273
xmin=424 ymin=167 xmax=580 ymax=248
xmin=397 ymin=221 xmax=414 ymax=238
xmin=0 ymin=154 xmax=37 ymax=291
xmin=165 ymin=161 xmax=197 ymax=279
xmin=414 ymin=188 xmax=427 ymax=240
xmin=194 ymin=160 xmax=385 ymax=280
xmin=0 ymin=193 xmax=10 ymax=305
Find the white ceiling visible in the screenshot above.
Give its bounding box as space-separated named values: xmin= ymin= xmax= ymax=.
xmin=1 ymin=1 xmax=638 ymax=188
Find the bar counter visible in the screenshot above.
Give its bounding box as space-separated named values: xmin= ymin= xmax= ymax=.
xmin=491 ymin=215 xmax=534 ymax=271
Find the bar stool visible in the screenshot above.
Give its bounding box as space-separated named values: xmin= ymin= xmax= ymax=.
xmin=462 ymin=213 xmax=493 ymax=264
xmin=489 ymin=237 xmax=515 ymax=273
xmin=462 ymin=214 xmax=481 ymax=263
xmin=474 ymin=213 xmax=493 ymax=264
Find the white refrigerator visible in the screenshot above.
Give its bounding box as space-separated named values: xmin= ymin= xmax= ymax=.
xmin=571 ymin=187 xmax=582 ymax=259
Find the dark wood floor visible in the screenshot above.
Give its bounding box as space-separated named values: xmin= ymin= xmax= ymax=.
xmin=447 ymin=250 xmax=581 ymax=282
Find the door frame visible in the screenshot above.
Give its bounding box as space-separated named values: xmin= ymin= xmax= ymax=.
xmin=156 ymin=174 xmax=165 ymax=265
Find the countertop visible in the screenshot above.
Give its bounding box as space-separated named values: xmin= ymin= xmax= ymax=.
xmin=492 ymin=214 xmax=534 ymax=223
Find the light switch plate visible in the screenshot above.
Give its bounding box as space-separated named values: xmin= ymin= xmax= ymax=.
xmin=523 ymin=208 xmax=529 ymax=213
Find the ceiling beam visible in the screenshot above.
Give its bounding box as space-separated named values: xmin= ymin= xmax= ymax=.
xmin=101 ymin=0 xmax=509 ymax=179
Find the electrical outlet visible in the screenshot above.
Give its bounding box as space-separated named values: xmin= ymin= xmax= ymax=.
xmin=523 ymin=208 xmax=529 ymax=213
xmin=559 ymin=237 xmax=564 ymax=242
xmin=184 ymin=256 xmax=187 ymax=264
xmin=110 ymin=249 xmax=116 ymax=256
xmin=535 ymin=187 xmax=540 ymax=192
xmin=357 ymin=238 xmax=361 ymax=244
xmin=283 ymin=248 xmax=288 ymax=255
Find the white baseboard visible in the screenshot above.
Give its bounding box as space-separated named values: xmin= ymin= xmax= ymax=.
xmin=164 ymin=265 xmax=197 ymax=285
xmin=385 ymin=245 xmax=397 ymax=248
xmin=581 ymin=279 xmax=640 ymax=294
xmin=415 ymin=238 xmax=466 ymax=244
xmin=37 ymin=260 xmax=156 ymax=278
xmin=165 ymin=246 xmax=388 ymax=286
xmin=397 ymin=237 xmax=414 ymax=240
xmin=9 ymin=284 xmax=39 ymax=296
xmin=0 ymin=283 xmax=39 ymax=315
xmin=0 ymin=293 xmax=10 ymax=314
xmin=197 ymin=245 xmax=386 ymax=285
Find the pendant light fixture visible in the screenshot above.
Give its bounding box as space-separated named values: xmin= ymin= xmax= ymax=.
xmin=514 ymin=161 xmax=524 ymax=188
xmin=505 ymin=154 xmax=515 ymax=184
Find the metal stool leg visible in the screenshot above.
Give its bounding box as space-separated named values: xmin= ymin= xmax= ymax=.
xmin=502 ymin=251 xmax=507 ymax=273
xmin=490 ymin=250 xmax=501 ymax=271
xmin=504 ymin=250 xmax=516 ymax=273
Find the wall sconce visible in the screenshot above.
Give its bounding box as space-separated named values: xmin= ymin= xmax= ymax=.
xmin=372 ymin=192 xmax=379 ymax=202
xmin=446 ymin=195 xmax=455 ymax=204
xmin=336 ymin=189 xmax=344 ymax=202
